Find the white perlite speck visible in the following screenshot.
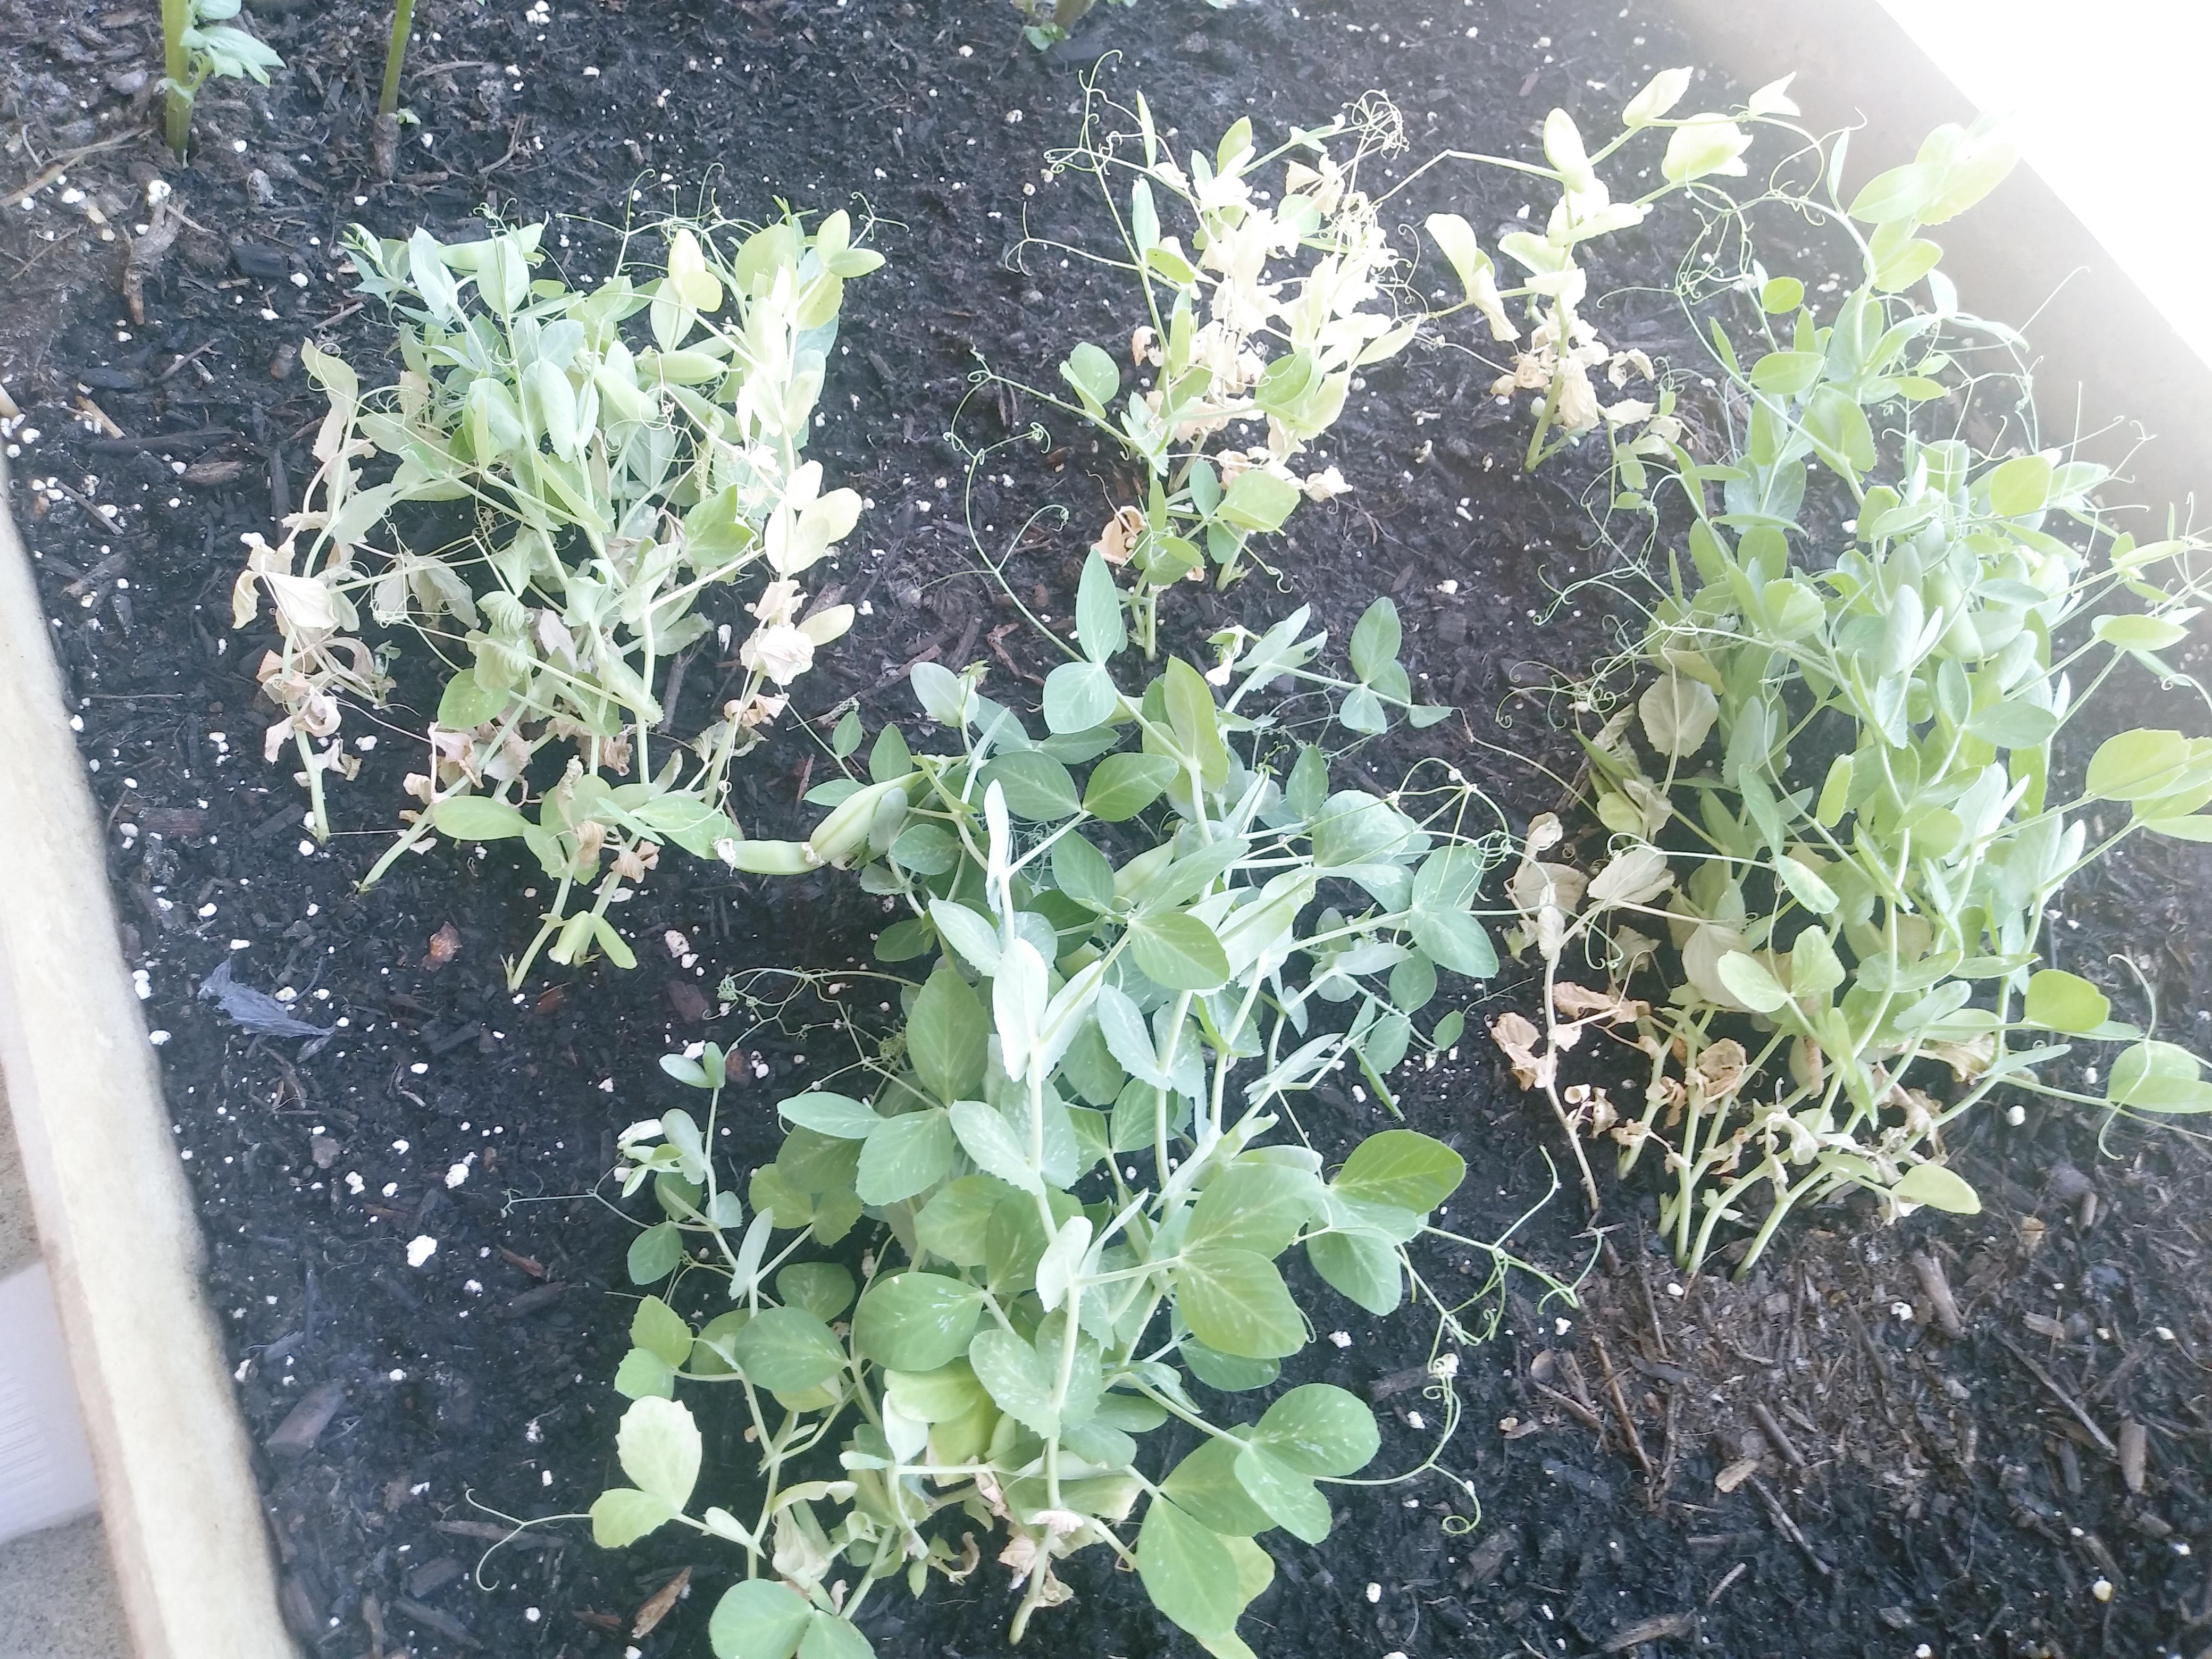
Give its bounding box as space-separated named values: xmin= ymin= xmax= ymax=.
xmin=407 ymin=1236 xmax=438 ymax=1267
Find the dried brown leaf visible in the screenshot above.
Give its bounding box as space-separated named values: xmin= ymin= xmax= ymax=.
xmin=631 ymin=1566 xmax=690 ymax=1639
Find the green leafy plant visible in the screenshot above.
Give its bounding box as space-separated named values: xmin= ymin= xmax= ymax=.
xmin=1004 ymin=90 xmax=1414 ymax=653
xmin=232 ymin=209 xmax=883 ymax=985
xmin=1012 ymin=0 xmax=1230 ymax=50
xmin=1411 ymin=66 xmax=1799 ymax=473
xmin=160 ymin=0 xmax=283 ymax=157
xmin=592 ymin=585 xmax=1562 ymax=1655
xmin=1489 ymin=117 xmax=2212 ymax=1273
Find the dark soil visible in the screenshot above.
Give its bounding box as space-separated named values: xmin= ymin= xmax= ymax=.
xmin=4 ymin=3 xmax=2210 ymax=1658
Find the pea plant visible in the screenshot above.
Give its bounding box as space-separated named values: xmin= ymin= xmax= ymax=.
xmin=160 ymin=0 xmax=283 ymax=157
xmin=232 ymin=210 xmax=882 ymax=985
xmin=592 ymin=578 xmax=1557 ymax=1656
xmin=1489 ymin=120 xmax=2212 ymax=1274
xmin=1412 ymin=66 xmax=1802 ymax=474
xmin=1002 ymin=89 xmax=1415 ymax=654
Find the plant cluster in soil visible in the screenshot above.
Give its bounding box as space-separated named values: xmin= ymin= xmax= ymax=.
xmin=3 ymin=2 xmax=2210 ymax=1657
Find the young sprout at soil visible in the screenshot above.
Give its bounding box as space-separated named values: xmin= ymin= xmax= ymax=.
xmin=159 ymin=0 xmax=283 ymax=158
xmin=231 ymin=207 xmax=884 ymax=986
xmin=1488 ymin=116 xmax=2212 ymax=1275
xmin=995 ymin=82 xmax=1415 ymax=656
xmin=1411 ymin=67 xmax=1802 ymax=473
xmin=1011 ymin=0 xmax=1228 ymax=51
xmin=592 ymin=596 xmax=1566 ymax=1656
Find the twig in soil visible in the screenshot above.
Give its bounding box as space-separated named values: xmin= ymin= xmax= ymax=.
xmin=2118 ymin=1419 xmax=2147 ymax=1493
xmin=1748 ymin=1401 xmax=1809 ymax=1471
xmin=1998 ymin=1334 xmax=2120 ymax=1457
xmin=156 ymin=341 xmax=221 ymax=382
xmin=1745 ymin=1475 xmax=1832 ymax=1576
xmin=474 ymin=115 xmax=533 ymax=181
xmin=313 ymin=299 xmax=365 ymax=331
xmin=1589 ymin=1333 xmax=1654 ymax=1482
xmin=1603 ymin=1612 xmax=1694 ymax=1651
xmin=1910 ymin=1251 xmax=1965 ymax=1338
xmin=1530 ymin=1379 xmax=1605 ymax=1434
xmin=1705 ymin=1562 xmax=1748 ymax=1605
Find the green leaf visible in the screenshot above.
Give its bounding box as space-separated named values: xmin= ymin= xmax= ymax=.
xmin=1186 ymin=1162 xmax=1321 ymax=1256
xmin=627 ymin=1221 xmax=684 ymax=1284
xmin=1410 ymin=910 xmax=1497 ymax=979
xmin=1253 ymin=1382 xmax=1382 ymax=1476
xmin=967 ymin=1327 xmax=1061 ymax=1436
xmin=1749 ymin=350 xmax=1823 ymax=397
xmin=2087 ymin=730 xmax=2195 ymax=801
xmin=798 ymin=1614 xmax=874 ymax=1659
xmin=1051 ymin=832 xmax=1117 ymax=911
xmin=631 ymin=1295 xmax=692 ymax=1368
xmin=2023 ymin=968 xmax=2110 ymax=1035
xmin=1306 ymin=1228 xmax=1402 ymax=1314
xmin=2093 ymin=614 xmax=2189 ymax=652
xmin=1892 ymin=1161 xmax=1981 ymax=1214
xmin=1138 ymin=1497 xmax=1244 ymax=1640
xmin=1639 ymin=671 xmax=1719 ymax=756
xmin=1774 ymin=854 xmax=1839 ymax=915
xmin=1985 ymin=453 xmax=2054 ymax=517
xmin=980 ymin=752 xmax=1081 ymax=820
xmin=727 ymin=1306 xmax=846 ymax=1393
xmin=929 ymin=900 xmax=1003 ymax=976
xmin=910 ymin=967 xmax=990 ymax=1104
xmin=436 ymin=669 xmax=508 ymax=730
xmin=856 ymin=1108 xmax=956 ymax=1206
xmin=1076 ymin=550 xmax=1128 ymax=664
xmin=1333 ymin=1129 xmax=1465 ymax=1212
xmin=1966 ymin=702 xmax=2059 ymax=748
xmin=1215 ymin=468 xmax=1300 ymax=534
xmin=1231 ymin=1445 xmax=1330 ymax=1543
xmin=1758 ymin=276 xmax=1804 ymax=313
xmin=1348 ymin=599 xmax=1402 ymax=683
xmin=2143 ymin=814 xmax=2212 ymax=843
xmin=709 ymin=1580 xmax=812 ymax=1659
xmin=851 ymin=1272 xmax=984 ymax=1371
xmin=1177 ymin=1247 xmax=1304 ymax=1359
xmin=1043 ymin=660 xmax=1121 ymax=735
xmin=2108 ymin=1040 xmax=2212 ymax=1112
xmin=1180 ymin=1339 xmax=1281 ymax=1392
xmin=1129 ymin=911 xmax=1231 ymax=991
xmin=1162 ymin=1438 xmax=1272 ymax=1534
xmin=615 ymin=1396 xmax=701 ymax=1508
xmin=949 ymin=1099 xmax=1042 ymax=1194
xmin=590 ymin=1486 xmax=678 ymax=1548
xmin=776 ymin=1262 xmax=857 ymax=1321
xmin=1084 ymin=752 xmax=1177 ymax=820
xmin=429 ymin=794 xmax=529 ymax=841
xmin=1716 ymin=951 xmax=1790 ymax=1014
xmin=1062 ymin=341 xmax=1120 ymax=409
xmin=778 ymin=1091 xmax=883 ymax=1140
xmin=613 ymin=1347 xmax=676 ymax=1400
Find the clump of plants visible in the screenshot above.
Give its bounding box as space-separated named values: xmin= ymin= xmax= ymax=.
xmin=1489 ymin=116 xmax=2212 ymax=1273
xmin=1003 ymin=91 xmax=1414 ymax=653
xmin=233 ymin=209 xmax=882 ymax=985
xmin=160 ymin=0 xmax=283 ymax=157
xmin=1412 ymin=67 xmax=1802 ymax=473
xmin=594 ymin=580 xmax=1551 ymax=1655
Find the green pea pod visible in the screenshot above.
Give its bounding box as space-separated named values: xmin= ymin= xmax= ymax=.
xmin=717 ymin=837 xmax=819 ymax=876
xmin=807 ymin=773 xmax=916 ymax=869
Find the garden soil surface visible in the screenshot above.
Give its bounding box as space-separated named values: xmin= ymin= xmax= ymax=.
xmin=4 ymin=2 xmax=2212 ymax=1657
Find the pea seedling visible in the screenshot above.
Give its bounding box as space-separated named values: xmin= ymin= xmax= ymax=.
xmin=234 ymin=208 xmax=883 ymax=985
xmin=160 ymin=0 xmax=282 ymax=157
xmin=1493 ymin=118 xmax=2212 ymax=1273
xmin=597 ymin=583 xmax=1563 ymax=1656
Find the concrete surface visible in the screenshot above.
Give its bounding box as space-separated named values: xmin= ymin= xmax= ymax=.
xmin=0 ymin=1076 xmax=125 ymax=1659
xmin=0 ymin=1516 xmax=130 ymax=1659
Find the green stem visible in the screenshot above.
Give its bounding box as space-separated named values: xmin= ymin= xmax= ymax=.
xmin=378 ymin=0 xmax=416 ymax=122
xmin=161 ymin=0 xmax=193 ymax=156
